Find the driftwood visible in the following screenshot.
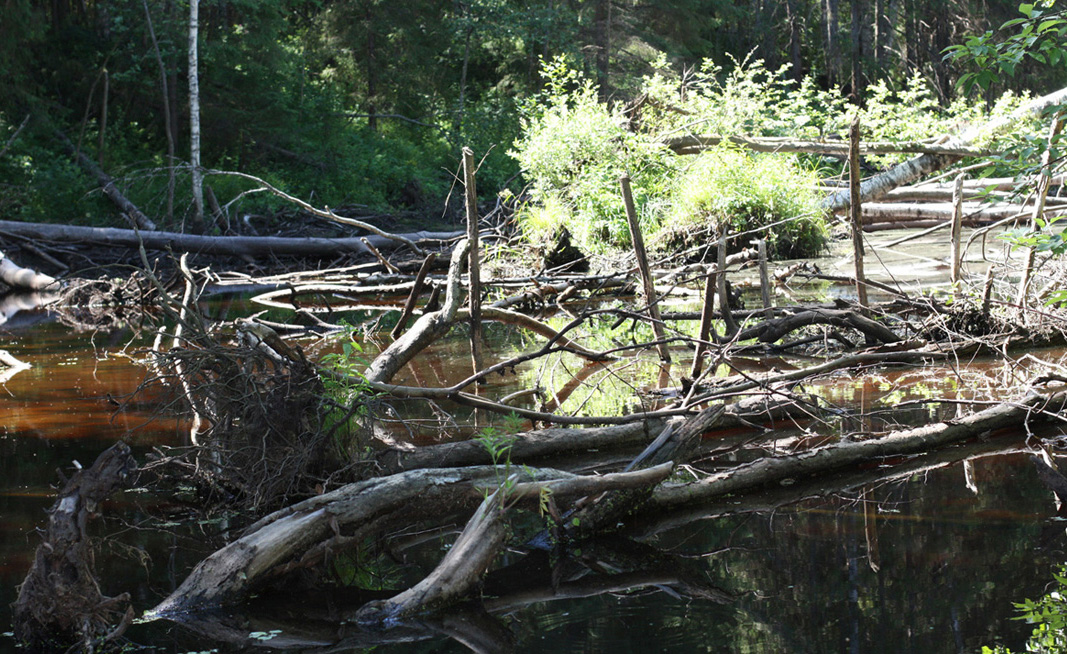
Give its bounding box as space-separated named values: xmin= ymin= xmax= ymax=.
xmin=651 ymin=387 xmax=1067 ymax=508
xmin=0 ymin=219 xmax=461 ymax=259
xmin=734 ymin=308 xmax=901 ymax=345
xmin=823 ymin=85 xmax=1067 ymax=211
xmin=0 ymin=251 xmax=58 ymax=290
xmin=14 ymin=442 xmax=137 ymax=651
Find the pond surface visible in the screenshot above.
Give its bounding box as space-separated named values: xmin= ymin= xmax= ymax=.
xmin=1 ymin=229 xmax=1065 ymax=653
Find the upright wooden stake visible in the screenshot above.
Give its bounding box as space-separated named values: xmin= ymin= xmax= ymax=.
xmin=848 ymin=116 xmax=868 ymax=308
xmin=950 ymin=173 xmax=964 ymax=290
xmin=620 ymin=174 xmax=671 ymax=362
xmin=689 ymin=267 xmax=717 ymax=380
xmin=757 ymin=238 xmax=772 ymax=313
xmin=1017 ymin=113 xmax=1064 ymax=317
xmin=463 ymin=147 xmax=484 ymax=375
xmin=717 ymin=230 xmax=738 ymax=337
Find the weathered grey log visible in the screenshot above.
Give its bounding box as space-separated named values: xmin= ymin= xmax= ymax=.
xmin=666 ymin=134 xmax=993 ymax=158
xmin=364 ymin=240 xmax=469 ymax=385
xmin=0 ymin=251 xmax=57 ymax=290
xmin=734 ymin=308 xmax=900 ymax=345
xmin=652 ymin=388 xmax=1067 ymax=508
xmin=0 ymin=219 xmax=461 ymax=259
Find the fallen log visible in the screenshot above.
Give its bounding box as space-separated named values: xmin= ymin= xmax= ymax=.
xmin=146 ymin=463 xmax=674 ymax=617
xmin=56 ymin=132 xmax=157 ymax=230
xmin=857 ymin=201 xmax=1065 ymax=224
xmin=734 ymin=308 xmax=901 ymax=345
xmin=0 ymin=219 xmax=461 ymax=259
xmin=823 ymin=86 xmax=1067 ymax=212
xmin=667 ymin=134 xmax=993 ymax=158
xmin=0 ymin=251 xmax=58 ymax=290
xmin=651 ymin=387 xmax=1067 ymax=508
xmin=364 ymin=240 xmax=469 ymax=385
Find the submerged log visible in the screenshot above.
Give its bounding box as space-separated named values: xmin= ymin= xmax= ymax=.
xmin=14 ymin=442 xmax=137 ymax=651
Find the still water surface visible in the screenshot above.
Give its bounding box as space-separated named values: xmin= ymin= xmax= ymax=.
xmin=0 ymin=298 xmax=1064 ymax=653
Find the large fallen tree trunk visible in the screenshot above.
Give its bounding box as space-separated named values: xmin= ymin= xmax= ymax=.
xmin=823 ymin=86 xmax=1067 ymax=211
xmin=0 ymin=219 xmax=460 ymax=259
xmin=858 ymin=201 xmax=1067 ymax=224
xmin=667 ymin=134 xmax=993 ymax=158
xmin=649 ymin=387 xmax=1067 ymax=508
xmin=146 ymin=463 xmax=673 ymax=617
xmin=0 ymin=251 xmax=57 ymax=290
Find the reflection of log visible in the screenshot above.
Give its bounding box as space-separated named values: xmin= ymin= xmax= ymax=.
xmin=0 ymin=219 xmax=461 ymax=259
xmin=14 ymin=442 xmax=137 ymax=650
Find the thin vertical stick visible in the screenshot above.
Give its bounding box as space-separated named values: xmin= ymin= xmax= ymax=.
xmin=98 ymin=69 xmax=109 ymax=168
xmin=950 ymin=173 xmax=964 ymax=290
xmin=849 ymin=116 xmax=868 ymax=308
xmin=758 ymin=238 xmax=772 ymax=313
xmin=391 ymin=252 xmax=437 ymax=340
xmin=463 ymin=147 xmax=484 ymax=375
xmin=717 ymin=230 xmax=738 ymax=337
xmin=1016 ymin=113 xmax=1064 ymax=317
xmin=620 ymin=174 xmax=671 ymax=362
xmin=689 ymin=266 xmax=717 ymax=380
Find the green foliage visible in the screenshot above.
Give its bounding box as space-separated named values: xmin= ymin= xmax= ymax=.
xmin=667 ymin=145 xmax=824 ymax=257
xmin=512 ymin=57 xmax=675 ymax=253
xmin=947 ymin=1 xmax=1067 ymax=94
xmin=985 ymin=567 xmax=1067 ymax=653
xmin=512 ymin=57 xmax=827 ymax=258
xmin=318 ymin=322 xmax=373 ymax=456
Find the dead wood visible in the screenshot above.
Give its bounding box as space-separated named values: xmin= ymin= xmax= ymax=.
xmin=0 ymin=219 xmax=461 ymax=259
xmin=857 ymin=201 xmax=1065 ymax=224
xmin=391 ymin=252 xmax=437 ymax=338
xmin=56 ymin=132 xmax=157 ymax=230
xmin=146 ymin=463 xmax=673 ymax=617
xmin=667 ymin=134 xmax=993 ymax=158
xmin=651 ymin=387 xmax=1067 ymax=509
xmin=822 ymin=86 xmax=1067 ymax=212
xmin=14 ymin=442 xmax=137 ymax=651
xmin=734 ymin=308 xmax=901 ymax=345
xmin=355 ymin=486 xmax=508 ymax=625
xmin=364 ymin=239 xmax=469 ymax=385
xmin=0 ymin=251 xmax=58 ymax=290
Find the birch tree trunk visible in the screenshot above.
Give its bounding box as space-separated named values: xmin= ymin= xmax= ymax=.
xmin=188 ymin=0 xmax=204 ymax=225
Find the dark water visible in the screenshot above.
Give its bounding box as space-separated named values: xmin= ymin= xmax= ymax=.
xmin=0 ymin=302 xmax=1063 ymax=653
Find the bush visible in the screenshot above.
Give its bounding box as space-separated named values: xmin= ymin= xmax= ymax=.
xmin=666 ymin=145 xmax=826 ymax=258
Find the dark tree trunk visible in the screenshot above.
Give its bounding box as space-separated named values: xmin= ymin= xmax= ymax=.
xmin=594 ymin=0 xmax=610 ymax=101
xmin=786 ymin=0 xmax=804 ymax=80
xmin=824 ymin=0 xmax=841 ymax=86
xmin=365 ymin=5 xmax=378 ymax=132
xmin=851 ymin=0 xmax=864 ymax=100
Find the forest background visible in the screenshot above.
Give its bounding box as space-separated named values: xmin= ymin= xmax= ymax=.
xmin=1 ymin=0 xmax=1065 ymax=235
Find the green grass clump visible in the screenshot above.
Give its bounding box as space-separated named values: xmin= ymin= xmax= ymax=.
xmin=666 ymin=146 xmax=826 ymax=258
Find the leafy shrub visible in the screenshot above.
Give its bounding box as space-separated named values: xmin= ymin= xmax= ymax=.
xmin=666 ymin=145 xmax=826 ymax=258
xmin=511 ymin=57 xmax=676 ymax=253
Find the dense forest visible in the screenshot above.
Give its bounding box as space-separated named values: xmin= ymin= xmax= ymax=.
xmin=1 ymin=0 xmax=1064 ymax=232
